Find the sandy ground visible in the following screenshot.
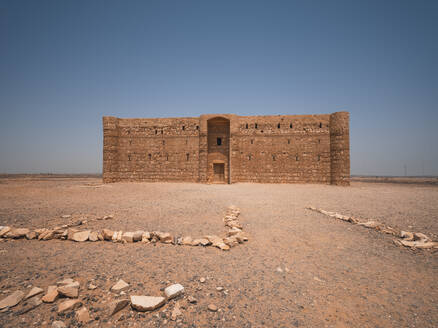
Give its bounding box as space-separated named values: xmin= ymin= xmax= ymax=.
xmin=0 ymin=177 xmax=437 ymax=327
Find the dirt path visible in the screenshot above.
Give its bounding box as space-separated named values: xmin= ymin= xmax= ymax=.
xmin=0 ymin=178 xmax=437 ymax=327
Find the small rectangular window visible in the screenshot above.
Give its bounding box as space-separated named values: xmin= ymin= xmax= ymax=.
xmin=277 ymin=123 xmax=280 ymax=129
xmin=162 ymin=140 xmax=165 ymax=145
xmin=272 ymin=155 xmax=276 ymax=161
xmin=255 ymin=123 xmax=258 ymax=129
xmin=245 ymin=123 xmax=248 ymax=129
xmin=186 ymin=153 xmax=189 ymax=161
xmin=251 ymin=139 xmax=253 ymax=144
xmin=288 ymin=139 xmax=290 ymax=144
xmin=182 ymin=126 xmax=185 ymax=130
xmin=217 ymin=137 xmax=222 ymax=146
xmin=196 ymin=125 xmax=199 ymax=130
xmin=290 ymin=123 xmax=293 ymax=128
xmin=148 ymin=154 xmax=152 ymax=160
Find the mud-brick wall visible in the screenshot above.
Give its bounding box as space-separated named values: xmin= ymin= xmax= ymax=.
xmin=102 ymin=116 xmax=200 ymax=182
xmin=230 ymin=115 xmax=332 ymax=183
xmin=329 ymin=112 xmax=350 ymax=185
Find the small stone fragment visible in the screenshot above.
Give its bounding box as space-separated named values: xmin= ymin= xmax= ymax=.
xmin=57 ymin=278 xmax=75 ymax=286
xmin=0 ymin=226 xmax=11 ymax=237
xmin=158 ymin=232 xmax=173 ymax=243
xmin=187 ymin=296 xmax=197 ymax=304
xmin=52 ymin=321 xmax=67 ymax=328
xmin=88 ymin=231 xmax=99 ymax=242
xmin=164 ymin=284 xmax=184 ymax=300
xmin=171 ymin=302 xmax=182 ymax=321
xmin=102 ymin=229 xmax=114 ymax=240
xmin=122 ymin=232 xmax=134 ymax=243
xmin=61 ymin=215 xmax=71 ymax=219
xmin=0 ymin=291 xmax=24 ymax=309
xmin=17 ymin=296 xmax=42 ymax=314
xmin=207 ymin=304 xmax=218 ymax=312
xmin=25 ymin=231 xmax=37 ymax=240
xmin=76 ymin=306 xmax=91 ymax=323
xmin=25 ymin=287 xmax=44 ymax=300
xmin=58 ymin=299 xmax=81 ymax=313
xmin=141 ymin=231 xmax=151 ymax=243
xmin=58 ymin=284 xmax=79 ymax=298
xmin=6 ymin=228 xmax=30 ymax=238
xmin=130 ymin=296 xmax=165 ymax=312
xmin=42 ymin=286 xmax=58 ymax=303
xmin=110 ymin=299 xmax=129 ymax=315
xmin=132 ymin=230 xmax=144 ymax=242
xmin=216 ymin=287 xmax=224 ymax=291
xmin=88 ymin=283 xmax=97 ymax=290
xmin=181 ymin=236 xmax=193 ymax=245
xmin=111 ymin=279 xmax=129 ymax=292
xmin=199 ymin=277 xmax=206 ymax=283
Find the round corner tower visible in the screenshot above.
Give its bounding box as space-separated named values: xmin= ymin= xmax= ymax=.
xmin=329 ymin=111 xmax=350 ymax=185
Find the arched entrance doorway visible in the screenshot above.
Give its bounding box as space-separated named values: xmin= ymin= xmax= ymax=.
xmin=207 ymin=117 xmax=230 ymax=183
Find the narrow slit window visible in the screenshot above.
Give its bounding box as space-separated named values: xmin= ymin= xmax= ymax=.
xmin=128 ymin=154 xmax=131 ymax=161
xmin=155 ymin=129 xmax=157 ymax=135
xmin=272 ymin=155 xmax=276 ymax=161
xmin=317 ymin=155 xmax=321 ymax=161
xmin=161 ymin=130 xmax=163 ymax=134
xmin=290 ymin=123 xmax=293 ymax=128
xmin=186 ymin=153 xmax=189 ymax=161
xmin=148 ymin=154 xmax=152 ymax=160
xmin=129 ymin=140 xmax=132 ymax=145
xmin=277 ymin=123 xmax=280 ymax=129
xmin=162 ymin=140 xmax=165 ymax=145
xmin=217 ymin=137 xmax=222 ymax=146
xmin=182 ymin=126 xmax=185 ymax=130
xmin=245 ymin=123 xmax=248 ymax=129
xmin=288 ymin=139 xmax=290 ymax=144
xmin=166 ymin=155 xmax=169 ymax=161
xmin=255 ymin=123 xmax=258 ymax=129
xmin=196 ymin=125 xmax=199 ymax=130
xmin=251 ymin=139 xmax=254 ymax=144
xmin=319 ymin=122 xmax=322 ymax=128
xmin=248 ymin=154 xmax=252 ymax=161
xmin=296 ymin=155 xmax=299 ymax=161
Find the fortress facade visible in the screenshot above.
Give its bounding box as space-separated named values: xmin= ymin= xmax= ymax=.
xmin=103 ymin=112 xmax=349 ymax=185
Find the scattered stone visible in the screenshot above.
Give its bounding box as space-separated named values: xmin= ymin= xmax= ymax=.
xmin=6 ymin=228 xmax=30 ymax=238
xmin=17 ymin=296 xmax=42 ymax=315
xmin=181 ymin=236 xmax=193 ymax=245
xmin=216 ymin=287 xmax=224 ymax=291
xmin=133 ymin=230 xmax=144 ymax=242
xmin=88 ymin=283 xmax=97 ymax=290
xmin=156 ymin=232 xmax=173 ymax=243
xmin=52 ymin=321 xmax=67 ymax=328
xmin=57 ymin=278 xmax=75 ymax=286
xmin=227 ymin=227 xmax=242 ymax=236
xmin=187 ymin=296 xmax=197 ymax=304
xmin=111 ymin=299 xmax=130 ymax=315
xmin=58 ymin=299 xmax=82 ymax=313
xmin=0 ymin=291 xmax=24 ymax=309
xmin=122 ymin=232 xmax=134 ymax=243
xmin=130 ymin=296 xmax=165 ymax=312
xmin=276 ymin=267 xmax=283 ymax=273
xmin=111 ymin=279 xmax=129 ymax=292
xmin=71 ymin=230 xmax=90 ymax=242
xmin=102 ymin=229 xmax=114 ymax=240
xmin=199 ymin=277 xmax=206 ymax=283
xmin=164 ymin=284 xmax=184 ymax=300
xmin=89 ymin=231 xmax=99 ymax=242
xmin=171 ymin=302 xmax=182 ymax=320
xmin=25 ymin=287 xmax=44 ymax=300
xmin=141 ymin=231 xmax=151 ymax=243
xmin=217 ymin=243 xmax=230 ymax=251
xmin=207 ymin=304 xmax=218 ymax=312
xmin=42 ymin=286 xmax=58 ymax=303
xmin=198 ymin=238 xmax=210 ymax=246
xmin=58 ymin=284 xmax=79 ymax=298
xmin=25 ymin=231 xmax=37 ymax=240
xmin=0 ymin=226 xmax=11 ymax=237
xmin=61 ymin=215 xmax=71 ymax=219
xmin=76 ymin=306 xmax=91 ymax=324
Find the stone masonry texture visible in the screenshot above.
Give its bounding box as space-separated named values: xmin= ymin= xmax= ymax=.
xmin=102 ymin=112 xmax=350 ymax=185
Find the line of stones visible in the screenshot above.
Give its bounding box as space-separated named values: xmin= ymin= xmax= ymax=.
xmin=0 ymin=206 xmax=248 ymax=251
xmin=306 ymin=206 xmax=438 ymax=249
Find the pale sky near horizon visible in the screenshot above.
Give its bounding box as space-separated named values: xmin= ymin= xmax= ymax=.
xmin=0 ymin=0 xmax=437 ymax=176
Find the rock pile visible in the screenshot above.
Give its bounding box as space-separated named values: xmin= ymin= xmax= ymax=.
xmin=306 ymin=207 xmax=438 ymax=250
xmin=0 ymin=206 xmax=249 ymax=251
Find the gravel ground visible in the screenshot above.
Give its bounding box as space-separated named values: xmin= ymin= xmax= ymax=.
xmin=0 ymin=177 xmax=437 ymax=327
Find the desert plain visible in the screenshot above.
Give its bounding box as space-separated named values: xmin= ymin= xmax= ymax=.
xmin=0 ymin=175 xmax=437 ymax=327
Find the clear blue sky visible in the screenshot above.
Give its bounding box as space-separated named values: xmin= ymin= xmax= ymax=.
xmin=1 ymin=0 xmax=437 ymax=176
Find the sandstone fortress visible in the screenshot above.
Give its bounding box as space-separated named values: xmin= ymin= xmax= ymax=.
xmin=102 ymin=112 xmax=350 ymax=185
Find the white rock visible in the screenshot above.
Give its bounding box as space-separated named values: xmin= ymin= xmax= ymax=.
xmin=52 ymin=321 xmax=67 ymax=328
xmin=25 ymin=287 xmax=44 ymax=300
xmin=111 ymin=279 xmax=129 ymax=292
xmin=164 ymin=284 xmax=184 ymax=300
xmin=0 ymin=291 xmax=24 ymax=309
xmin=130 ymin=295 xmax=165 ymax=312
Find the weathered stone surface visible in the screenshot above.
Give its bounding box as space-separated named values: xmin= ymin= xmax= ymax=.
xmin=187 ymin=296 xmax=197 ymax=303
xmin=0 ymin=226 xmax=11 ymax=237
xmin=25 ymin=287 xmax=44 ymax=300
xmin=155 ymin=232 xmax=173 ymax=243
xmin=234 ymin=232 xmax=248 ymax=243
xmin=205 ymin=235 xmax=223 ymax=247
xmin=171 ymin=302 xmax=182 ymax=320
xmin=58 ymin=299 xmax=82 ymax=313
xmin=58 ymin=284 xmax=79 ymax=298
xmin=130 ymin=296 xmax=165 ymax=312
xmin=16 ymin=296 xmax=42 ymax=315
xmin=6 ymin=228 xmax=30 ymax=238
xmin=76 ymin=307 xmax=91 ymax=323
xmin=207 ymin=304 xmax=218 ymax=312
xmin=164 ymin=284 xmax=184 ymax=300
xmin=57 ymin=278 xmax=75 ymax=286
xmin=122 ymin=232 xmax=134 ymax=243
xmin=25 ymin=231 xmax=37 ymax=240
xmin=133 ymin=230 xmax=144 ymax=242
xmin=216 ymin=242 xmax=230 ymax=251
xmin=88 ymin=231 xmax=99 ymax=242
xmin=38 ymin=229 xmax=54 ymax=240
xmin=227 ymin=227 xmax=242 ymax=236
xmin=88 ymin=283 xmax=97 ymax=290
xmin=110 ymin=299 xmax=129 ymax=315
xmin=102 ymin=229 xmax=114 ymax=240
xmin=0 ymin=291 xmax=24 ymax=309
xmin=42 ymin=286 xmax=58 ymax=303
xmin=198 ymin=238 xmax=211 ymax=246
xmin=71 ymin=230 xmax=90 ymax=242
xmin=52 ymin=321 xmax=67 ymax=328
xmin=141 ymin=231 xmax=151 ymax=243
xmin=223 ymin=236 xmax=239 ymax=247
xmin=181 ymin=236 xmax=193 ymax=245
xmin=199 ymin=277 xmax=206 ymax=283
xmin=111 ymin=279 xmax=129 ymax=292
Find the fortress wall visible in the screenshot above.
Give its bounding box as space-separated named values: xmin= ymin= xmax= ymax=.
xmin=103 ymin=117 xmax=200 ymax=182
xmin=230 ymin=115 xmax=331 ymax=183
xmin=103 ymin=112 xmax=350 ymax=185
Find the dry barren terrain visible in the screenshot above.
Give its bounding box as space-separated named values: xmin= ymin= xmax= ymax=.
xmin=0 ymin=176 xmax=437 ymax=327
